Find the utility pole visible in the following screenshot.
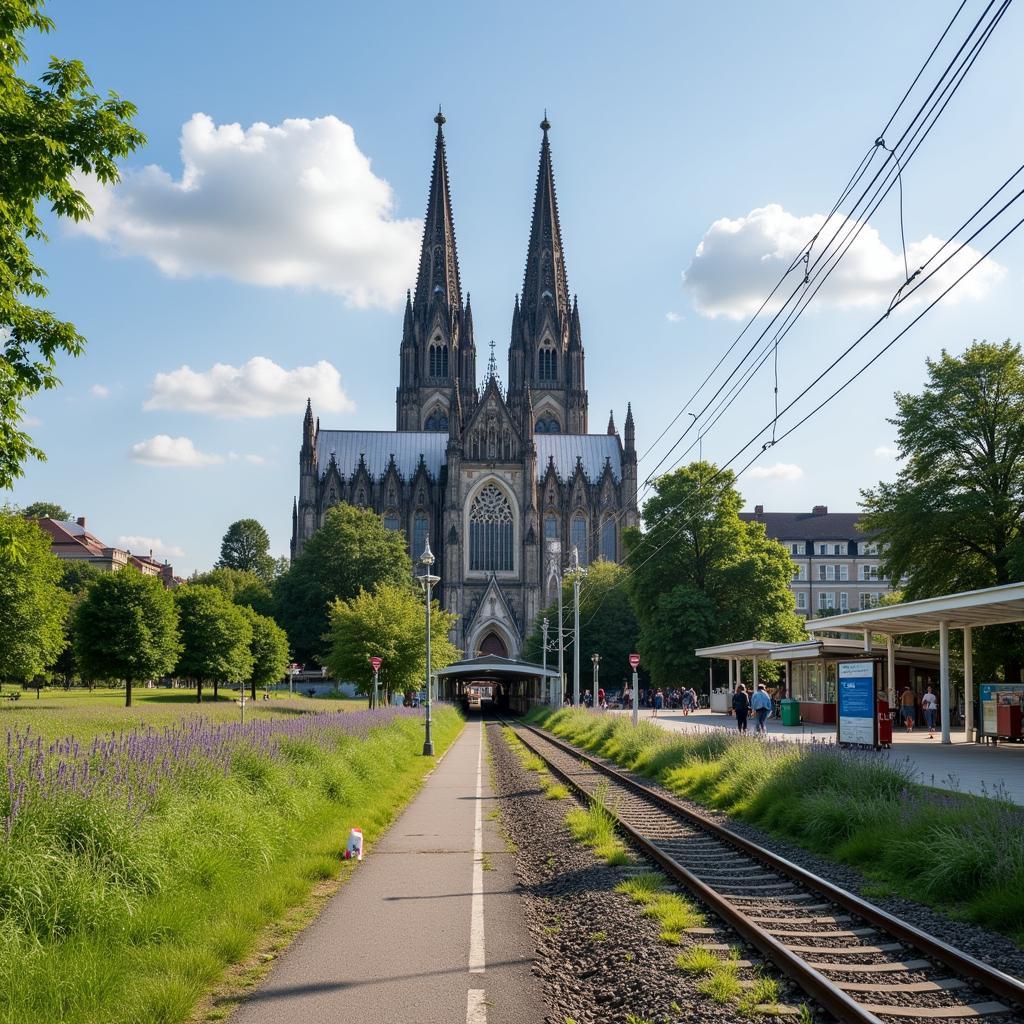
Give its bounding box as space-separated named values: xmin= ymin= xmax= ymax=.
xmin=548 ymin=540 xmax=565 ymax=707
xmin=541 ymin=617 xmax=549 ymax=705
xmin=591 ymin=653 xmax=601 ymax=712
xmin=569 ymin=545 xmax=584 ymax=707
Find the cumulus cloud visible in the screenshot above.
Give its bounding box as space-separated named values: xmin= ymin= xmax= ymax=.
xmin=665 ymin=311 xmax=683 ymax=323
xmin=74 ymin=113 xmax=421 ymax=309
xmin=682 ymin=204 xmax=1005 ymax=320
xmin=874 ymin=445 xmax=898 ymax=458
xmin=144 ymin=356 xmax=354 ymax=418
xmin=90 ymin=384 xmax=110 ymax=398
xmin=747 ymin=462 xmax=804 ymax=481
xmin=118 ymin=535 xmax=185 ymax=559
xmin=130 ymin=435 xmax=223 ymax=467
xmin=228 ymin=451 xmax=266 ymax=464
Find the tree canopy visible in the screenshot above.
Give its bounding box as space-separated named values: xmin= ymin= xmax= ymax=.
xmin=73 ymin=566 xmax=180 ymax=705
xmin=274 ymin=504 xmax=414 ymax=665
xmin=860 ymin=339 xmax=1024 ymax=680
xmin=0 ymin=511 xmax=69 ymax=682
xmin=1 ymin=2 xmax=145 ymax=488
xmin=522 ymin=559 xmax=641 ymax=694
xmin=240 ymin=605 xmax=290 ymax=698
xmin=51 ymin=559 xmax=104 ymax=683
xmin=624 ymin=462 xmax=804 ymax=686
xmin=191 ymin=566 xmax=274 ymax=617
xmin=323 ymin=583 xmax=460 ymax=705
xmin=21 ymin=500 xmax=70 ymax=519
xmin=174 ymin=584 xmax=253 ymax=701
xmin=216 ymin=519 xmax=275 ymax=582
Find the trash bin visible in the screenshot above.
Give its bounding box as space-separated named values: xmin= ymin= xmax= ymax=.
xmin=780 ymin=699 xmax=800 ymax=727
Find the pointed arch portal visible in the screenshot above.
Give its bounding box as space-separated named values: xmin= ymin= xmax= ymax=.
xmin=479 ymin=631 xmax=508 ymax=658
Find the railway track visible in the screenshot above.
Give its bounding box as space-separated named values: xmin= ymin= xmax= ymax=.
xmin=501 ymin=719 xmax=1024 ymax=1024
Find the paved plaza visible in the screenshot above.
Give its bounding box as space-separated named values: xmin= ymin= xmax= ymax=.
xmin=611 ymin=708 xmax=1024 ymax=804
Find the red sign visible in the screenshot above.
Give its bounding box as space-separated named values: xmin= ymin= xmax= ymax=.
xmin=370 ymin=657 xmax=383 ymax=673
xmin=629 ymin=653 xmax=640 ymax=669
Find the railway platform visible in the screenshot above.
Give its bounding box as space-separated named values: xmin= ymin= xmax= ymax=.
xmin=230 ymin=719 xmax=546 ymax=1024
xmin=614 ymin=708 xmax=1024 ymax=803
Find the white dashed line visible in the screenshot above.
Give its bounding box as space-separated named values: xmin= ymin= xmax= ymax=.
xmin=466 ymin=987 xmax=487 ymax=1023
xmin=469 ymin=721 xmax=486 ymax=974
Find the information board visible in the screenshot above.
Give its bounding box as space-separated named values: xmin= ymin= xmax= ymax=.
xmin=979 ymin=682 xmax=1024 ymax=736
xmin=837 ymin=661 xmax=877 ymax=746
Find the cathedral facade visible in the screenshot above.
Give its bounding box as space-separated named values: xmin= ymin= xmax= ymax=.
xmin=291 ymin=113 xmax=638 ymax=659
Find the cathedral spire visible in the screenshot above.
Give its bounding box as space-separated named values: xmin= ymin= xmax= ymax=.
xmin=624 ymin=402 xmax=635 ymax=452
xmin=413 ymin=109 xmax=462 ymax=316
xmin=302 ymin=398 xmax=315 ymax=450
xmin=521 ymin=114 xmax=570 ymax=333
xmin=607 ymin=409 xmax=616 ymax=435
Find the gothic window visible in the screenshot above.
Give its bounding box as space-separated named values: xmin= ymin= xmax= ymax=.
xmin=429 ymin=342 xmax=448 ymax=378
xmin=383 ymin=512 xmax=400 ymax=532
xmin=601 ymin=518 xmax=616 ymax=562
xmin=424 ymin=408 xmax=449 ymax=431
xmin=469 ymin=484 xmax=514 ymax=572
xmin=538 ymin=346 xmax=557 ymax=381
xmin=571 ymin=513 xmax=589 ymax=566
xmin=356 ymin=490 xmax=366 ymax=507
xmin=413 ymin=512 xmax=428 ymax=560
xmin=535 ymin=416 xmax=561 ymax=434
xmin=544 ymin=513 xmax=558 ymax=540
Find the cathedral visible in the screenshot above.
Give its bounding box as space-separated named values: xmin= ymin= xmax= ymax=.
xmin=290 ymin=113 xmax=638 ymax=659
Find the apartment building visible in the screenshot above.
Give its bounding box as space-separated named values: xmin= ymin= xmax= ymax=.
xmin=740 ymin=505 xmax=896 ymax=617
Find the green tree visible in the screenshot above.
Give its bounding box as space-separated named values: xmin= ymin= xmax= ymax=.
xmin=323 ymin=583 xmax=460 ymax=706
xmin=51 ymin=560 xmax=104 ymax=685
xmin=522 ymin=560 xmax=641 ymax=696
xmin=216 ymin=519 xmax=275 ymax=581
xmin=240 ymin=606 xmax=290 ymax=700
xmin=0 ymin=511 xmax=69 ymax=684
xmin=191 ymin=566 xmax=274 ymax=617
xmin=21 ymin=500 xmax=70 ymax=519
xmin=860 ymin=339 xmax=1024 ymax=681
xmin=174 ymin=584 xmax=254 ymax=703
xmin=73 ymin=567 xmax=180 ymax=706
xmin=1 ymin=3 xmax=145 ymax=488
xmin=624 ymin=462 xmax=805 ymax=687
xmin=274 ymin=504 xmax=414 ymax=665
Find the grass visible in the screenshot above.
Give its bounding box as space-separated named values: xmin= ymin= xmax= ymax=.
xmin=527 ymin=707 xmax=1024 ymax=943
xmin=0 ymin=705 xmax=461 ymax=1024
xmin=564 ymin=783 xmax=632 ymax=866
xmin=500 ymin=726 xmax=570 ymax=801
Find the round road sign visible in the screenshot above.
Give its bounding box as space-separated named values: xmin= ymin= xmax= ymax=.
xmin=370 ymin=656 xmax=383 ymax=672
xmin=629 ymin=653 xmax=640 ymax=669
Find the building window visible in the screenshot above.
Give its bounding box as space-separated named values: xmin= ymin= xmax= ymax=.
xmin=839 ymin=592 xmax=849 ymax=611
xmin=424 ymin=408 xmax=449 ymax=431
xmin=429 ymin=343 xmax=448 ymax=378
xmin=535 ymin=416 xmax=561 ymax=434
xmin=413 ymin=512 xmax=428 ymax=559
xmin=818 ymin=592 xmax=835 ymax=612
xmin=859 ymin=541 xmax=880 ymax=556
xmin=544 ymin=514 xmax=558 ymax=540
xmin=859 ymin=592 xmax=882 ymax=610
xmin=601 ymin=519 xmax=616 ymax=561
xmin=796 ymin=591 xmax=807 ymax=611
xmin=859 ymin=564 xmax=880 ymax=582
xmin=818 ymin=564 xmax=826 ymax=581
xmin=789 ymin=542 xmax=804 ymax=555
xmin=839 ymin=564 xmax=849 ymax=581
xmin=469 ymin=485 xmax=514 ymax=572
xmin=817 ymin=543 xmax=827 ymax=555
xmin=826 ymin=564 xmax=836 ymax=581
xmin=383 ymin=512 xmax=400 ymax=531
xmin=538 ymin=346 xmax=557 ymax=381
xmin=833 ymin=544 xmax=842 ymax=556
xmin=793 ymin=564 xmax=807 ymax=581
xmin=570 ymin=513 xmax=589 ymax=566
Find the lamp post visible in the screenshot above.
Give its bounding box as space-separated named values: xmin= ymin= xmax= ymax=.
xmin=417 ymin=540 xmax=441 ymax=756
xmin=541 ymin=617 xmax=549 ymax=704
xmin=591 ymin=652 xmax=600 ymax=711
xmin=568 ymin=545 xmax=586 ymax=706
xmin=547 ymin=539 xmax=564 ymax=707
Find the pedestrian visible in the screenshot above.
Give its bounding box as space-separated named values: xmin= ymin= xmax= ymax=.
xmin=688 ymin=686 xmax=699 ymax=712
xmin=681 ymin=687 xmax=694 ymax=716
xmin=732 ymin=684 xmax=750 ymax=733
xmin=921 ymin=685 xmax=938 ymax=738
xmin=598 ymin=687 xmax=606 ymax=708
xmin=900 ymin=687 xmax=915 ymax=733
xmin=653 ymin=688 xmax=664 ymax=717
xmin=750 ymin=683 xmax=772 ymax=735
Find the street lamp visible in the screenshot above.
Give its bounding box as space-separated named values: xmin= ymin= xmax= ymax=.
xmin=591 ymin=652 xmax=601 ymax=711
xmin=417 ymin=539 xmax=441 ymax=756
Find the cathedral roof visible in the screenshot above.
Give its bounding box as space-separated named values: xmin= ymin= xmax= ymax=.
xmin=315 ymin=429 xmax=622 ymax=483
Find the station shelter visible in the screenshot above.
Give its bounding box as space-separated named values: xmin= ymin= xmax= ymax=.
xmin=696 ymin=639 xmax=939 ymax=724
xmin=434 ymin=654 xmax=560 ymax=715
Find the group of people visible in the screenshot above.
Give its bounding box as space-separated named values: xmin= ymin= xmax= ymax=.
xmin=899 ymin=684 xmax=939 ymax=737
xmin=730 ymin=683 xmax=774 ymax=735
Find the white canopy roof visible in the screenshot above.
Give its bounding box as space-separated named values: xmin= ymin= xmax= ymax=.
xmin=694 ymin=640 xmax=783 ymax=659
xmin=806 ymin=582 xmax=1024 ymax=635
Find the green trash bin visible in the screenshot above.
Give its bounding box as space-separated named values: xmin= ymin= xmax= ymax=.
xmin=780 ymin=699 xmax=800 ymax=727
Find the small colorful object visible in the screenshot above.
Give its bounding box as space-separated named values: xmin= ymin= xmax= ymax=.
xmin=344 ymin=827 xmax=364 ymax=861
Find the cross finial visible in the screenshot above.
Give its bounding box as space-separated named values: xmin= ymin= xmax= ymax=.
xmin=434 ymin=106 xmax=445 ymax=127
xmin=540 ymin=110 xmax=550 ymax=132
xmin=487 ymin=339 xmax=498 ymax=379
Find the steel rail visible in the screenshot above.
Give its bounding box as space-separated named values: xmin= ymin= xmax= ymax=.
xmin=504 ymin=719 xmax=1024 ymax=1019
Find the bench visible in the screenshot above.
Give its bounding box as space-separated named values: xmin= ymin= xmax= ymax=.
xmin=5 ymin=692 xmax=21 ymax=702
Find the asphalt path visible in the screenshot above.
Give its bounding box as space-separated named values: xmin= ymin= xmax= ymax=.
xmin=230 ymin=718 xmax=547 ymax=1024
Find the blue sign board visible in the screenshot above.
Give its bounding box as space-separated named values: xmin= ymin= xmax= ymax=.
xmin=837 ymin=661 xmax=877 ymax=746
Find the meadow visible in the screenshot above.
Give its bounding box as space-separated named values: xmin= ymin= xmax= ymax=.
xmin=528 ymin=708 xmax=1024 ymax=943
xmin=0 ymin=691 xmax=461 ymax=1024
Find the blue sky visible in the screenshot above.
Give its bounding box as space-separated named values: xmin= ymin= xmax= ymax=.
xmin=7 ymin=0 xmax=1024 ymax=573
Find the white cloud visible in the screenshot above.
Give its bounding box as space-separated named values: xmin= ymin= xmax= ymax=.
xmin=228 ymin=451 xmax=266 ymax=465
xmin=130 ymin=435 xmax=223 ymax=467
xmin=682 ymin=203 xmax=1005 ymax=320
xmin=747 ymin=462 xmax=804 ymax=481
xmin=90 ymin=384 xmax=110 ymax=399
xmin=145 ymin=356 xmax=353 ymax=419
xmin=874 ymin=445 xmax=898 ymax=458
xmin=74 ymin=113 xmax=421 ymax=309
xmin=665 ymin=311 xmax=683 ymax=323
xmin=21 ymin=414 xmax=42 ymax=428
xmin=118 ymin=535 xmax=185 ymax=559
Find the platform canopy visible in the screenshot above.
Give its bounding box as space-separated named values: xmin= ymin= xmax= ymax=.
xmin=693 ymin=640 xmax=783 ymax=659
xmin=434 ymin=654 xmax=560 ymax=680
xmin=805 ymin=582 xmax=1024 ymax=635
